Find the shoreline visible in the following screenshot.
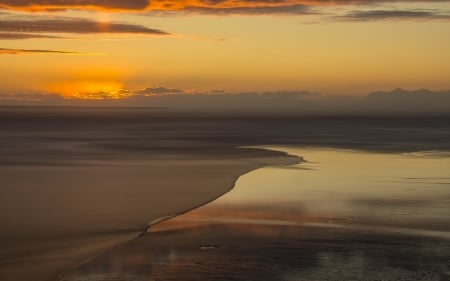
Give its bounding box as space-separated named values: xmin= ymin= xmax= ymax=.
xmin=144 ymin=147 xmax=302 ymax=232
xmin=60 ymin=146 xmax=450 ymax=281
xmin=0 ymin=146 xmax=299 ymax=281
xmin=57 ymin=147 xmax=301 ymax=280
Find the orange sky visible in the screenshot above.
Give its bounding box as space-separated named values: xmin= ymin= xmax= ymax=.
xmin=0 ymin=0 xmax=449 ymax=101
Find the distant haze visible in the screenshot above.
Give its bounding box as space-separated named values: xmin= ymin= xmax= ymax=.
xmin=1 ymin=88 xmax=449 ymax=116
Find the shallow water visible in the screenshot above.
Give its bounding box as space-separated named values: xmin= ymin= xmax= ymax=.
xmin=62 ymin=147 xmax=450 ymax=281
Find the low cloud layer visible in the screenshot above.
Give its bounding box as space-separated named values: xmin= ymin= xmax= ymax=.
xmin=1 ymin=88 xmax=449 ymax=116
xmin=0 ymin=47 xmax=80 ymax=54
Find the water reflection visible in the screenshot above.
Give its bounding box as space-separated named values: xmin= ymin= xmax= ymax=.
xmin=62 ymin=147 xmax=450 ymax=281
xmin=151 ymin=147 xmax=450 ymax=234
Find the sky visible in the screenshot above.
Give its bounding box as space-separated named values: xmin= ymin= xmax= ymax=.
xmin=0 ymin=0 xmax=449 ymax=106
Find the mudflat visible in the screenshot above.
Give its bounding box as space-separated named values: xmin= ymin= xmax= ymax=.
xmin=1 ymin=108 xmax=449 ymax=281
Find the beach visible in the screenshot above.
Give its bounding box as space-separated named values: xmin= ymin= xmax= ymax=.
xmin=0 ymin=150 xmax=300 ymax=281
xmin=1 ymin=108 xmax=449 ymax=281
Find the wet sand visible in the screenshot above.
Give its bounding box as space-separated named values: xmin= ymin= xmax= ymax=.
xmin=0 ymin=150 xmax=299 ymax=281
xmin=61 ymin=147 xmax=450 ymax=281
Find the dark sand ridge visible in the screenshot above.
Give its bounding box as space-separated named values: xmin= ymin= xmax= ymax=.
xmin=0 ymin=147 xmax=300 ymax=281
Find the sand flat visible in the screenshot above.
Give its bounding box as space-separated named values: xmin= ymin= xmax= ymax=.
xmin=0 ymin=151 xmax=299 ymax=281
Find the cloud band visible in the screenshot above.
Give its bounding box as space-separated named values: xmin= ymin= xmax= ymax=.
xmin=0 ymin=19 xmax=169 ymax=35
xmin=0 ymin=47 xmax=82 ymax=54
xmin=0 ymin=0 xmax=447 ymax=13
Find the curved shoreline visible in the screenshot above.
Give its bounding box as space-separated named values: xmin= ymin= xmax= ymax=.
xmin=56 ymin=147 xmax=302 ymax=281
xmin=144 ymin=147 xmax=303 ymax=232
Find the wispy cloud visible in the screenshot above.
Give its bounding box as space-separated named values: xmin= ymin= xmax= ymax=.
xmin=337 ymin=9 xmax=450 ymax=21
xmin=0 ymin=47 xmax=82 ymax=54
xmin=178 ymin=4 xmax=313 ymax=16
xmin=0 ymin=32 xmax=64 ymax=39
xmin=0 ymin=18 xmax=169 ymax=35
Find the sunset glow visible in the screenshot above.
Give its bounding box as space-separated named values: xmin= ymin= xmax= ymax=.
xmin=1 ymin=2 xmax=449 ymax=280
xmin=50 ymin=81 xmax=124 ymax=99
xmin=0 ymin=0 xmax=449 ymax=104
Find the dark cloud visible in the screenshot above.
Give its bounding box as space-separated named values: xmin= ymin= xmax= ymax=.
xmin=181 ymin=4 xmax=313 ymax=15
xmin=0 ymin=0 xmax=150 ymax=11
xmin=134 ymin=87 xmax=184 ymax=95
xmin=0 ymin=32 xmax=64 ymax=39
xmin=0 ymin=18 xmax=169 ymax=35
xmin=0 ymin=47 xmax=80 ymax=54
xmin=338 ymin=9 xmax=450 ymax=21
xmin=149 ymin=1 xmax=450 ymax=17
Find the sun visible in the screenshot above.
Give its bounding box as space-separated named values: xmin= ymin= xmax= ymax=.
xmin=49 ymin=80 xmax=129 ymax=100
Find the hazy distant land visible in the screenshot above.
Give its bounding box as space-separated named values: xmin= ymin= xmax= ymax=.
xmin=2 ymin=88 xmax=450 ymax=116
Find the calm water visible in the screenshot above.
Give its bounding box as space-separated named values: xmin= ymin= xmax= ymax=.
xmin=62 ymin=147 xmax=450 ymax=281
